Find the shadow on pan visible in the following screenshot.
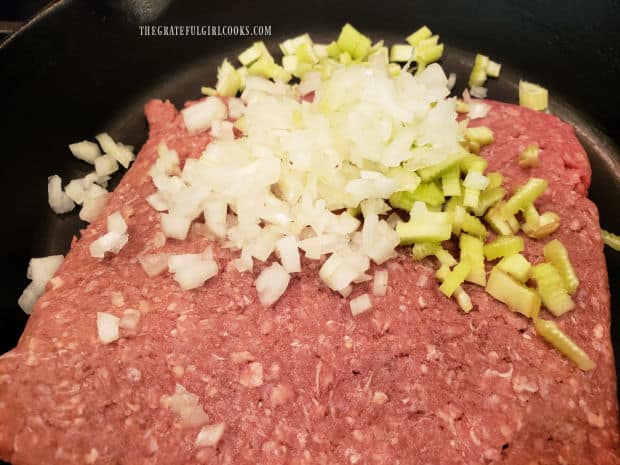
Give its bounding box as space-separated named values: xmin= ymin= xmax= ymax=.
xmin=0 ymin=0 xmax=618 ymax=445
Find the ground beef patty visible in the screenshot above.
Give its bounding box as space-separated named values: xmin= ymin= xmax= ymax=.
xmin=0 ymin=99 xmax=618 ymax=465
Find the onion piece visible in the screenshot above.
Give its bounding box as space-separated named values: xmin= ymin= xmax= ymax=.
xmin=372 ymin=270 xmax=389 ymax=296
xmin=94 ymin=154 xmax=119 ymax=177
xmin=18 ymin=254 xmax=65 ymax=314
xmin=350 ymin=293 xmax=372 ymax=316
xmin=69 ymin=140 xmax=101 ymax=164
xmin=107 ymin=211 xmax=127 ymax=234
xmin=80 ymin=191 xmax=109 ymax=223
xmin=96 ymin=133 xmax=134 ymax=169
xmin=168 ymin=253 xmax=218 ymax=290
xmin=275 ymin=235 xmax=301 ymax=273
xmin=196 ymin=423 xmax=226 ymax=448
xmin=255 ymin=262 xmax=290 ymax=306
xmin=97 ymin=312 xmax=120 ymax=344
xmin=160 ymin=213 xmax=192 ymax=240
xmin=468 ymin=101 xmax=490 ymax=119
xmin=47 ymin=175 xmax=75 ymax=214
xmin=89 ymin=231 xmax=129 ymax=258
xmin=182 ymin=97 xmax=228 ymax=134
xmin=138 ymin=253 xmax=169 ymax=277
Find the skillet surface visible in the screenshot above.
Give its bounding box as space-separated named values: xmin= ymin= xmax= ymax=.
xmin=0 ymin=0 xmax=619 ymax=432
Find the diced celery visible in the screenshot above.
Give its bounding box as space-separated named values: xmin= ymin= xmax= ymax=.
xmin=464 ymin=126 xmax=494 ymax=146
xmin=390 ymin=44 xmax=414 ymax=62
xmin=519 ymin=80 xmax=548 ymax=111
xmin=483 ymin=235 xmax=524 ymax=260
xmin=451 ymin=205 xmax=466 ymax=235
xmin=454 ymin=287 xmax=473 ymax=313
xmin=326 ymin=41 xmax=341 ymax=59
xmin=238 ymin=41 xmax=269 ymax=66
xmin=543 ymin=239 xmax=579 ymax=294
xmin=387 ymin=166 xmax=421 ymax=192
xmin=439 ymin=259 xmax=472 ymax=297
xmin=460 ymin=233 xmax=486 ymax=286
xmin=531 ymin=263 xmax=575 ymax=316
xmin=237 ymin=66 xmax=248 ymax=90
xmin=460 ymin=154 xmax=488 ymax=173
xmin=486 ymin=60 xmax=501 ymax=78
xmin=389 ymin=182 xmax=444 ymax=211
xmin=279 ymin=33 xmax=313 ymax=56
xmin=487 ymin=172 xmax=504 ymax=189
xmin=534 ymin=319 xmax=595 ymax=371
xmin=215 ymin=59 xmax=241 ymax=96
xmin=347 ymin=206 xmax=361 ymax=218
xmin=486 ymin=267 xmax=541 ymax=318
xmin=388 ymin=63 xmax=401 ymax=77
xmin=456 ymin=100 xmax=470 ymax=113
xmin=518 ymin=144 xmax=540 ymax=168
xmin=336 ymin=23 xmax=372 ymax=60
xmin=339 ymin=51 xmax=353 ymax=65
xmin=435 ymin=248 xmax=457 ymax=267
xmin=200 ymin=86 xmax=217 ymax=96
xmin=414 ymin=43 xmax=444 ymax=64
xmin=313 ymin=43 xmax=329 ymax=59
xmin=441 ymin=166 xmax=462 ymax=197
xmin=462 ymin=213 xmax=488 ymax=239
xmin=248 ymin=56 xmax=277 ymax=78
xmin=468 ymin=54 xmax=489 ymax=87
xmin=282 ymin=55 xmax=298 ymax=73
xmin=497 ymin=253 xmax=531 ymax=282
xmin=602 ymin=229 xmax=620 ymax=251
xmin=463 ymin=187 xmax=480 ymax=209
xmin=412 ymin=242 xmax=441 ymax=260
xmin=443 ymin=195 xmax=463 ymax=213
xmin=485 ymin=203 xmax=514 ymax=236
xmin=507 ymin=214 xmax=521 ymax=234
xmin=396 ymin=221 xmax=452 ymax=244
xmin=406 ymin=26 xmax=433 ymax=46
xmin=296 ymin=42 xmax=319 ymax=64
xmin=473 ymin=186 xmax=506 ymax=216
xmin=418 ymin=154 xmax=466 ymax=182
xmin=435 ymin=263 xmax=450 ymax=281
xmin=501 ymin=178 xmax=548 ymax=218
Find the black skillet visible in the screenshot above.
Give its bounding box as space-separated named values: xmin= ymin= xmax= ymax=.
xmin=0 ymin=0 xmax=619 ymax=429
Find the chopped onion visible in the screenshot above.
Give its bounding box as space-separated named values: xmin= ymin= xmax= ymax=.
xmin=146 ymin=193 xmax=168 ymax=212
xmin=469 ymin=86 xmax=488 ymax=99
xmin=163 ymin=384 xmax=210 ymax=427
xmin=196 ymin=423 xmax=226 ymax=448
xmin=372 ymin=270 xmax=389 ymax=296
xmin=79 ymin=191 xmax=109 ymax=223
xmin=107 ymin=211 xmax=127 ymax=234
xmin=446 ymin=72 xmax=457 ymax=90
xmin=64 ymin=179 xmax=88 ymax=204
xmin=96 ymin=133 xmax=134 ymax=169
xmin=89 ymin=231 xmax=128 ymax=258
xmin=97 ymin=312 xmax=120 ymax=344
xmin=47 ymin=175 xmax=75 ymax=214
xmin=182 ymin=97 xmax=228 ymax=134
xmin=139 ymin=253 xmax=169 ymax=277
xmin=94 ymin=154 xmax=119 ymax=177
xmin=69 ymin=140 xmax=101 ymax=164
xmin=18 ymin=255 xmax=65 ymax=313
xmin=211 ymin=120 xmax=235 ymax=140
xmin=18 ymin=283 xmax=39 ymax=314
xmin=275 ymin=235 xmax=301 ymax=273
xmin=168 ymin=253 xmax=218 ymax=290
xmin=255 ymin=262 xmax=290 ymax=306
xmin=350 ymin=293 xmax=373 ymax=316
xmin=203 ymin=198 xmax=228 ymax=238
xmin=468 ymin=101 xmax=490 ymax=119
xmin=119 ymin=308 xmax=141 ymax=331
xmin=227 ymin=98 xmax=246 ymax=119
xmin=160 ymin=213 xmax=192 ymax=240
xmin=150 ymin=143 xmax=180 ymax=178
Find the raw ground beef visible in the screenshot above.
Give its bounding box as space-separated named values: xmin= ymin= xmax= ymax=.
xmin=0 ymin=99 xmax=618 ymax=465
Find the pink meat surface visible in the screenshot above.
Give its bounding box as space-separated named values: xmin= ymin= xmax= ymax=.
xmin=0 ymin=99 xmax=618 ymax=465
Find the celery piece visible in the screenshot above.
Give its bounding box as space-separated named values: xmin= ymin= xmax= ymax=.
xmin=417 ymin=35 xmax=440 ymax=48
xmin=468 ymin=66 xmax=487 ymax=88
xmin=497 ymin=253 xmax=531 ymax=282
xmin=388 ymin=63 xmax=401 ymax=77
xmin=313 ymin=43 xmax=329 ymax=59
xmin=518 ymin=144 xmax=540 ymax=168
xmin=282 ymin=55 xmax=298 ymax=73
xmin=483 ymin=235 xmax=524 ymax=260
xmin=339 ymin=51 xmax=353 ymax=65
xmin=463 ymin=187 xmax=480 ymax=209
xmin=336 ymin=23 xmax=372 ymax=60
xmin=396 ymin=221 xmax=452 ymax=244
xmin=237 ymin=66 xmax=248 ymax=90
xmin=215 ymin=59 xmax=241 ymax=96
xmin=441 ymin=166 xmax=462 ymax=197
xmin=200 ymin=86 xmax=217 ymax=96
xmin=390 ymin=44 xmax=414 ymax=62
xmin=523 ymin=203 xmax=540 ymax=228
xmin=534 ymin=319 xmax=595 ymax=371
xmin=418 ymin=154 xmax=466 ymax=182
xmin=473 ymin=186 xmax=506 ymax=216
xmin=450 ymin=205 xmax=465 ymax=235
xmin=435 ymin=248 xmax=457 ymax=267
xmin=238 ymin=41 xmax=269 ymax=66
xmin=487 ymin=172 xmax=504 ymax=189
xmin=443 ymin=196 xmax=463 ymax=213
xmin=406 ymin=25 xmax=432 ymax=46
xmin=519 ymin=80 xmax=548 ymax=111
xmin=507 ymin=214 xmax=520 ymax=234
xmin=501 ymin=178 xmax=548 ymax=219
xmin=296 ymin=42 xmax=319 ymax=64
xmin=473 ymin=53 xmax=490 ymax=70
xmin=460 ymin=233 xmax=486 ymax=286
xmin=486 ymin=60 xmax=501 ymax=78
xmin=602 ymin=229 xmax=620 ymax=252
xmin=486 ymin=267 xmax=541 ymax=318
xmin=531 ymin=263 xmax=575 ymax=316
xmin=439 ymin=259 xmax=472 ymax=297
xmin=456 ymin=100 xmax=470 ymax=113
xmin=248 ymin=55 xmax=277 ymax=78
xmin=412 ymin=242 xmax=441 ymax=260
xmin=435 ymin=263 xmax=450 ymax=281
xmin=389 ymin=182 xmax=444 ymax=211
xmin=462 ymin=212 xmax=488 ymax=239
xmin=415 ymin=43 xmax=444 ymax=64
xmin=460 ymin=154 xmax=488 ymax=173
xmin=279 ymin=33 xmax=313 ymax=56
xmin=464 ymin=126 xmax=494 ymax=146
xmin=485 ymin=203 xmax=514 ymax=236
xmin=347 ymin=206 xmax=361 ymax=218
xmin=543 ymin=239 xmax=579 ymax=294
xmin=326 ymin=41 xmax=341 ymax=59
